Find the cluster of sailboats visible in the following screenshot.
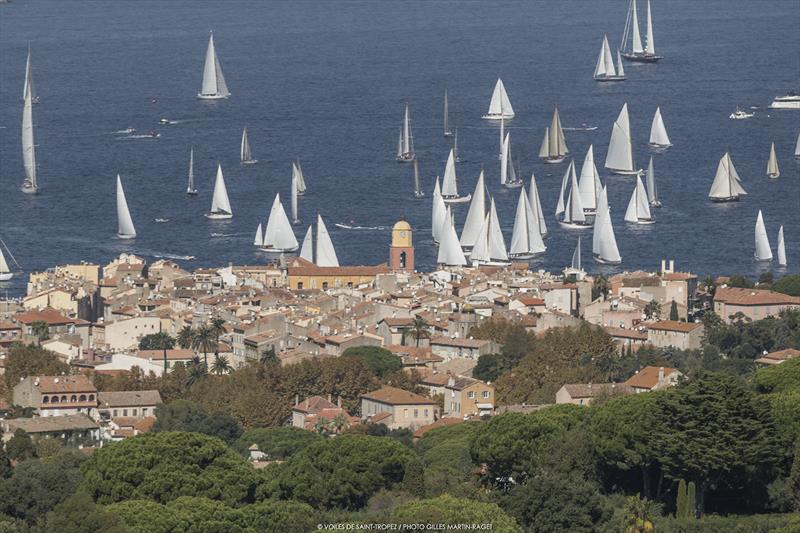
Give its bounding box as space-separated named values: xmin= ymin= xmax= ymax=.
xmin=754 ymin=211 xmax=787 ymax=267
xmin=594 ymin=0 xmax=660 ymax=82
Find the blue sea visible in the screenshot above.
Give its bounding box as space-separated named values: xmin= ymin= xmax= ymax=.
xmin=1 ymin=0 xmax=798 ymax=295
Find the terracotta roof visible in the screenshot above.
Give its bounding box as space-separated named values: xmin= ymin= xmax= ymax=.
xmin=293 ymin=395 xmax=337 ymax=414
xmin=561 ymin=383 xmax=634 ymax=399
xmin=14 ymin=308 xmax=74 ymax=325
xmin=98 ymin=390 xmax=163 ymax=408
xmin=3 ymin=414 xmax=99 ymax=434
xmin=430 ymin=336 xmax=489 ymax=349
xmin=714 ymin=287 xmax=800 ymax=306
xmin=361 ymin=386 xmax=436 ymax=406
xmin=288 ymin=264 xmax=390 ymax=277
xmin=421 ymin=373 xmax=451 ymax=386
xmin=755 ymin=348 xmax=800 ymax=365
xmin=662 ymin=272 xmax=697 ymax=281
xmin=647 ymin=321 xmax=703 ymax=333
xmin=624 ymin=366 xmax=680 ymax=389
xmin=135 ymin=349 xmax=195 ymax=361
xmin=516 ymin=297 xmax=545 ymax=306
xmin=0 ymin=321 xmax=21 ymax=331
xmin=604 ymin=327 xmax=648 ymax=340
xmin=28 ymin=375 xmax=96 ymax=394
xmin=380 ymin=317 xmax=415 ymax=327
xmin=370 ymin=411 xmax=393 ymax=423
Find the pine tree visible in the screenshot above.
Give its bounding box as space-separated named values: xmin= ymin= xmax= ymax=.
xmin=403 ymin=456 xmax=426 ymax=497
xmin=790 ymin=441 xmax=800 ymax=512
xmin=669 ymin=300 xmax=679 ymax=321
xmin=675 ymin=479 xmax=687 ymax=519
xmin=686 ymin=481 xmax=696 ymax=519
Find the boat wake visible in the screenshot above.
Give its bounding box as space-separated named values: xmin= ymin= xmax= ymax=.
xmin=563 ymin=126 xmax=598 ymax=131
xmin=117 ymin=133 xmax=160 ymax=140
xmin=150 ymin=252 xmax=195 ymax=261
xmin=154 ymin=218 xmax=170 ymax=223
xmin=334 ymin=223 xmax=387 ymax=230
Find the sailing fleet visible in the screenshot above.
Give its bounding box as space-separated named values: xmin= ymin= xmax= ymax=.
xmin=4 ymin=7 xmax=797 ymax=286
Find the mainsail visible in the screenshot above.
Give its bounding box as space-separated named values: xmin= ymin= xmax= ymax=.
xmin=116 ymin=175 xmax=137 ymax=238
xmin=441 ymin=149 xmax=459 ymax=197
xmin=645 ymin=0 xmax=656 ymax=55
xmin=460 ymin=170 xmax=487 ymax=248
xmin=767 ymin=142 xmax=780 ymax=178
xmin=431 ymin=178 xmax=446 ymax=243
xmin=254 ymin=223 xmax=263 ymax=247
xmin=437 ymin=214 xmax=467 ymax=266
xmin=605 ymin=103 xmax=635 ymax=173
xmin=594 ymin=35 xmax=617 ymax=78
xmin=209 ymin=164 xmax=232 ymax=215
xmin=509 ymin=187 xmax=546 ymax=257
xmin=754 ymin=210 xmax=773 ymax=262
xmin=708 ymin=152 xmax=747 ymax=200
xmin=649 ymin=107 xmax=671 ymax=146
xmin=315 ymin=215 xmax=339 ymax=267
xmin=578 ymin=145 xmax=602 ymax=212
xmin=645 ymin=157 xmax=659 ymax=206
xmin=443 ymin=90 xmax=453 ymax=136
xmin=263 ymin=194 xmax=298 ymax=251
xmin=198 ymin=32 xmax=230 ymax=99
xmin=624 ymin=175 xmax=654 ymax=223
xmin=240 ymin=127 xmax=256 ymax=163
xmin=21 ymin=76 xmax=38 ymax=192
xmin=484 ymin=78 xmax=514 ymax=119
xmin=23 ymin=45 xmax=37 ymax=103
xmin=571 ymin=237 xmax=582 ymax=271
xmin=592 ymin=186 xmax=622 ymax=264
xmin=187 ymin=147 xmax=197 ymax=194
xmin=300 ymin=226 xmax=314 ymax=262
xmin=528 ymin=172 xmax=547 ymax=236
xmin=291 ymin=167 xmax=299 ymax=224
xmin=777 ymin=226 xmax=787 ymax=266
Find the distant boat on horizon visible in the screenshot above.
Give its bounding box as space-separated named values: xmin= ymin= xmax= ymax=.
xmin=648 ymin=107 xmax=671 ymax=148
xmin=186 ymin=147 xmax=198 ymax=195
xmin=605 ymin=103 xmax=642 ymax=176
xmin=620 ymin=0 xmax=662 ymax=63
xmin=754 ymin=210 xmax=773 ymax=262
xmin=197 ymin=31 xmax=230 ymax=100
xmin=21 ymin=74 xmax=39 ymax=194
xmin=539 ymin=107 xmax=569 ymax=164
xmin=396 ymin=103 xmax=415 ymax=162
xmin=443 ymin=90 xmax=454 ymax=137
xmin=259 ymin=194 xmax=298 ymax=252
xmin=766 ymin=142 xmax=780 ymax=179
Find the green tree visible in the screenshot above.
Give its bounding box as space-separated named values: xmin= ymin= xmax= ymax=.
xmin=233 ymin=427 xmax=322 ymax=460
xmin=3 ymin=345 xmax=70 ymax=393
xmin=727 ymin=275 xmax=754 ymax=288
xmin=152 ymin=400 xmax=242 ymax=444
xmin=669 ymin=300 xmax=679 ymax=321
xmin=593 ymin=274 xmax=609 ymax=300
xmin=402 ymin=456 xmax=425 ymax=497
xmin=138 ymin=332 xmax=175 ymax=351
xmin=686 ymin=481 xmax=696 ymax=519
xmin=342 ymin=346 xmax=401 ymax=378
xmin=259 ymin=346 xmax=279 ymax=365
xmin=0 ymin=447 xmax=11 ymax=479
xmin=406 ymin=315 xmax=430 ymax=347
xmin=176 ymin=326 xmax=195 ymax=349
xmin=45 ymin=490 xmax=127 ymax=533
xmin=391 ymin=494 xmax=522 ymax=532
xmin=790 ymin=440 xmax=800 ymax=512
xmin=31 ymin=320 xmax=50 ymax=345
xmin=34 ymin=437 xmax=63 ymax=459
xmin=80 ymin=432 xmax=260 ymax=506
xmin=211 ymin=354 xmax=232 ymax=375
xmin=191 ymin=325 xmax=216 ymax=366
xmin=621 ymin=494 xmax=658 ymax=533
xmin=644 ymin=300 xmax=662 ymax=321
xmin=186 ymin=359 xmax=208 ymax=387
xmin=754 ymin=357 xmax=800 ymax=394
xmin=5 ymin=429 xmax=35 ymax=461
xmin=676 ymin=479 xmax=687 ymax=518
xmin=772 ymin=274 xmax=800 ymax=296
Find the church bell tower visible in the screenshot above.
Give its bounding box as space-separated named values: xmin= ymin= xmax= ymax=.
xmin=389 ymin=219 xmax=414 ymax=272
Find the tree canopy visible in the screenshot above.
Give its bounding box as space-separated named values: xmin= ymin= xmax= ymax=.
xmin=232 ymin=427 xmax=322 ymax=460
xmin=342 ymin=346 xmax=402 ymax=378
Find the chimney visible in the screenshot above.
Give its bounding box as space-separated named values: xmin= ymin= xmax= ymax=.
xmin=658 ymin=367 xmax=665 ymax=382
xmin=661 ymin=259 xmax=666 ymax=273
xmin=337 ymin=397 xmax=342 ymax=408
xmin=295 ymin=394 xmax=299 ymax=406
xmin=328 ymin=393 xmax=332 ymax=403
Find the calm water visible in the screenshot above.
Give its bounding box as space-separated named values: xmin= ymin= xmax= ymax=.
xmin=1 ymin=0 xmax=799 ymax=296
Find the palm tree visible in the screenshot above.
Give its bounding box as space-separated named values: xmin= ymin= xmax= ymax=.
xmin=186 ymin=358 xmax=208 ymax=387
xmin=30 ymin=320 xmax=50 ymax=345
xmin=211 ymin=354 xmax=232 ymax=375
xmin=259 ymin=346 xmax=279 ymax=366
xmin=404 ymin=316 xmax=431 ymax=347
xmin=177 ymin=326 xmax=195 ymax=349
xmin=191 ymin=325 xmax=216 ymax=366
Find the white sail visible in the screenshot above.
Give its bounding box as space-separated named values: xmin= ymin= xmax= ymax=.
xmin=563 ymin=166 xmax=587 ymax=224
xmin=649 ymin=107 xmax=671 ymax=146
xmin=300 ymin=226 xmax=314 ymax=262
xmin=315 ymin=215 xmax=339 ymax=267
xmin=441 ymin=149 xmax=459 ymax=197
xmin=645 ymin=0 xmax=656 ymax=55
xmin=777 ymin=226 xmax=787 ymax=266
xmin=595 ymin=35 xmax=617 ymax=78
xmin=624 ymin=175 xmax=653 ymax=223
xmin=578 ymin=145 xmax=601 ymax=211
xmin=538 ymin=128 xmax=550 ymax=159
xmin=593 ymin=186 xmax=622 ymax=264
xmin=547 ymin=107 xmax=568 ymax=157
xmin=645 ymin=157 xmax=658 ymax=204
xmin=487 ymin=198 xmax=508 ymax=262
xmin=263 ymin=194 xmax=298 ymax=251
xmin=605 ymin=103 xmax=634 ymax=172
xmin=199 ymin=32 xmax=230 ymax=98
xmin=413 ymin=158 xmax=422 ymax=196
xmin=754 ymin=210 xmax=773 ymax=262
xmin=795 ymin=133 xmax=800 ymax=158
xmin=709 ymin=152 xmax=747 ymax=200
xmin=294 ymin=161 xmax=307 ymax=193
xmin=571 ymin=237 xmax=582 ymax=270
xmin=510 ymin=188 xmax=546 ymax=256
xmin=555 ymin=163 xmax=571 ymax=216
xmin=460 ymin=170 xmax=487 ymax=247
xmin=396 ymin=129 xmax=403 ymax=158
xmin=291 ymin=167 xmax=299 ymax=223
xmin=500 ymin=132 xmax=510 ymax=185
xmin=21 ymin=79 xmax=37 ymax=191
xmin=116 ymin=175 xmax=136 ymax=238
xmin=469 ymin=214 xmax=491 ymax=264
xmin=254 ymin=223 xmax=263 ymax=246
xmin=400 ymin=103 xmax=414 ymax=157
xmin=616 ymin=50 xmax=626 ymax=77
xmin=23 ymin=45 xmax=36 ymax=102
xmin=431 ymin=178 xmax=446 ymax=243
xmin=240 ymin=127 xmax=255 ymax=162
xmin=767 ymin=142 xmax=780 ymax=177
xmin=210 ymin=164 xmax=232 ymax=215
xmin=528 ymin=172 xmax=547 ymax=236
xmin=453 ymin=128 xmax=460 ymax=161
xmin=0 ymin=248 xmax=9 ymax=276
xmin=485 ymin=78 xmax=514 ymax=118
xmin=631 ymin=0 xmax=644 ymax=53
xmin=187 ymin=147 xmax=196 ymax=193
xmin=443 ymin=90 xmax=451 ymax=135
xmin=437 ymin=215 xmax=467 ymax=266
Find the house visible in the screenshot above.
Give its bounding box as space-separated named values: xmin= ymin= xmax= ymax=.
xmin=1 ymin=414 xmax=101 ymax=443
xmin=624 ymin=366 xmax=683 ymax=393
xmin=133 ymin=349 xmax=197 ymax=370
xmin=360 ymin=386 xmax=438 ymax=430
xmin=429 ymin=336 xmax=496 ymax=361
xmin=377 ymin=317 xmax=416 ymax=346
xmin=13 ymin=375 xmax=98 ymax=417
xmin=13 ymin=308 xmax=90 ymax=347
xmin=287 ymin=259 xmax=390 ymax=291
xmin=96 ymin=316 xmax=162 ymax=351
xmin=646 ymin=321 xmax=704 ymax=350
xmin=324 ymin=332 xmax=382 ymax=356
xmin=755 ymin=348 xmax=800 ymax=366
xmin=713 ymin=287 xmax=800 ymax=323
xmin=106 ymin=416 xmax=156 ymax=441
xmin=443 ymin=376 xmax=494 ymax=418
xmin=291 ymin=395 xmax=338 ymax=429
xmin=556 ymin=383 xmax=634 ymax=405
xmin=97 ymin=390 xmax=163 ymax=420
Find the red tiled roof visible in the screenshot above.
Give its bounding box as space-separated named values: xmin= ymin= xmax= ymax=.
xmin=624 ymin=366 xmax=680 ymax=389
xmin=293 ymin=395 xmax=337 ymax=414
xmin=715 ymin=287 xmax=800 ymax=306
xmin=28 ymin=375 xmax=96 ymax=394
xmin=14 ymin=308 xmax=74 ymax=325
xmin=647 ymin=321 xmax=703 ymax=333
xmin=361 ymin=386 xmax=436 ymax=406
xmin=430 ymin=336 xmax=489 ymax=349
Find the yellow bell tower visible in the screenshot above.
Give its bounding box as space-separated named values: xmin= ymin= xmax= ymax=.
xmin=389 ymin=219 xmax=414 ymax=272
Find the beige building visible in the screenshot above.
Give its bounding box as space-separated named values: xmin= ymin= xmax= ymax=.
xmin=647 ymin=321 xmax=704 ymax=350
xmin=360 ymin=386 xmax=438 ymax=430
xmin=624 ymin=366 xmax=683 ymax=393
xmin=13 ymin=375 xmax=98 ymax=417
xmin=443 ymin=377 xmax=494 ymax=418
xmin=430 ymin=336 xmax=496 ymax=361
xmin=556 ymin=383 xmax=634 ymax=405
xmin=96 ymin=316 xmax=162 ymax=351
xmin=713 ymin=287 xmax=800 ymax=323
xmin=97 ymin=390 xmax=162 ymax=419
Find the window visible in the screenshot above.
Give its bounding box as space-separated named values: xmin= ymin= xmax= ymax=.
xmin=42 ymin=396 xmax=49 ymax=403
xmin=424 ymin=409 xmax=429 ymax=417
xmin=297 ymin=282 xmax=303 ymax=290
xmin=142 ymin=408 xmax=148 ymax=416
xmin=70 ymin=395 xmax=77 ymax=402
xmin=399 ymin=251 xmax=407 ymax=269
xmin=88 ymin=394 xmax=95 ymax=401
xmin=123 ymin=409 xmax=128 ymax=416
xmin=132 ymin=409 xmax=138 ymax=416
xmin=482 ymin=391 xmax=490 ymax=399
xmin=113 ymin=409 xmax=118 ymax=417
xmin=403 ymin=408 xmax=408 ymax=419
xmin=413 ymin=409 xmax=418 ymax=418
xmin=467 ymin=391 xmax=475 ymax=399
xmin=61 ymin=395 xmax=67 ymax=402
xmin=79 ymin=394 xmax=86 ymax=401
xmin=322 ymin=282 xmax=329 ymax=290
xmin=347 ymin=282 xmax=353 ymax=289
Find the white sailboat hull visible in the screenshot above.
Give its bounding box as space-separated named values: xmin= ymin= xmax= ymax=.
xmin=541 ymin=156 xmax=567 ymax=164
xmin=21 ymin=184 xmax=39 ymax=194
xmin=627 ymin=218 xmax=656 ymax=225
xmin=396 ymin=153 xmax=415 ymax=162
xmin=710 ymin=196 xmax=740 ymax=203
xmin=648 ymin=142 xmax=671 ymax=149
xmin=259 ymin=245 xmax=299 ymax=253
xmin=471 ymin=259 xmax=511 ymax=267
xmin=558 ymin=220 xmax=593 ymax=230
xmin=205 ymin=212 xmax=233 ymax=219
xmin=594 ymin=253 xmax=622 ymax=265
xmin=595 ymin=75 xmax=627 ymax=82
xmin=649 ymin=200 xmax=662 ymax=208
xmin=769 ymin=100 xmax=800 ymax=110
xmin=609 ymin=168 xmax=642 ymax=176
xmin=443 ymin=194 xmax=472 ymax=204
xmin=509 ymin=252 xmax=543 ymax=260
xmin=241 ymin=159 xmax=258 ymax=165
xmin=767 ymin=173 xmax=780 ymax=179
xmin=187 ymin=189 xmax=198 ymax=195
xmin=197 ymin=92 xmax=229 ymax=100
xmin=503 ymin=181 xmax=523 ymax=189
xmin=117 ymin=233 xmax=136 ymax=239
xmin=0 ymin=273 xmax=13 ymax=281
xmin=482 ymin=113 xmax=514 ymax=120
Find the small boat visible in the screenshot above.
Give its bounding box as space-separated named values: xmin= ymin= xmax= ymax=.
xmin=777 ymin=226 xmax=787 ymax=267
xmin=594 ymin=35 xmax=627 ymax=82
xmin=528 ymin=172 xmax=547 ymax=237
xmin=154 ymin=218 xmax=170 ymax=223
xmin=620 ymin=0 xmax=662 ymax=62
xmin=460 ymin=170 xmax=487 ymax=251
xmin=259 ymin=194 xmax=299 ymax=252
xmin=115 ymin=127 xmax=136 ymax=134
xmin=593 ymin=186 xmax=622 ymax=264
xmin=563 ymin=123 xmax=598 ymax=131
xmin=482 ymin=78 xmax=514 ymax=120
xmin=186 ymin=147 xmax=198 ymax=195
xmin=443 ymin=90 xmax=454 ymax=137
xmin=205 ymin=164 xmax=233 ymax=219
xmin=578 ymin=145 xmax=603 ymax=215
xmin=441 ymin=149 xmax=471 ymax=203
xmin=23 ymin=44 xmax=39 ymax=104
xmin=605 ymin=102 xmax=642 ymax=175
xmin=253 ymin=223 xmax=263 ymax=247
xmin=396 ymin=103 xmax=415 ymax=162
xmin=539 ymin=106 xmax=569 ymax=164
xmin=509 ymin=187 xmax=546 ymax=259
xmin=500 ymin=131 xmax=523 ymax=188
xmin=648 ymin=107 xmax=671 ymax=148
xmin=769 ymin=92 xmax=800 ymax=110
xmin=21 ymin=76 xmax=39 ymax=194
xmin=766 ymin=142 xmax=780 ymax=179
xmin=468 ymin=198 xmax=510 ymax=266
xmin=729 ymin=107 xmax=754 ymax=120
xmin=148 ymin=130 xmax=160 ymax=138
xmin=197 ymin=31 xmax=231 ymax=100
xmin=624 ymin=175 xmax=656 ymax=224
xmin=556 ymin=162 xmax=592 ymax=229
xmin=708 ymin=152 xmax=747 ymax=202
xmin=116 ymin=175 xmax=137 ymax=239
xmin=754 ymin=210 xmax=773 ymax=262
xmin=645 ymin=157 xmax=661 ymax=207
xmin=159 ymin=118 xmax=177 ymax=125
xmin=413 ymin=158 xmax=424 ymax=198
xmin=240 ymin=126 xmax=257 ymax=164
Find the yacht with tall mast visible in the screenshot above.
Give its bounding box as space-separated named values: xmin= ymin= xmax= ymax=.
xmin=708 ymin=152 xmax=747 ymax=202
xmin=766 ymin=142 xmax=780 ymax=179
xmin=648 ymin=107 xmax=671 ymax=148
xmin=396 ymin=103 xmax=415 ymax=162
xmin=240 ymin=127 xmax=257 ymax=164
xmin=509 ymin=188 xmax=546 ymax=259
xmin=468 ymin=198 xmax=509 ymax=266
xmin=116 ymin=175 xmax=137 ymax=239
xmin=605 ymin=103 xmax=641 ymax=175
xmin=186 ymin=147 xmax=198 ymax=195
xmin=482 ymin=78 xmax=514 ymax=120
xmin=197 ymin=32 xmax=230 ymax=99
xmin=593 ymin=186 xmax=622 ymax=264
xmin=594 ymin=35 xmax=626 ymax=82
xmin=795 ymin=133 xmax=800 ymax=159
xmin=577 ymin=145 xmax=603 ymax=215
xmin=453 ymin=128 xmax=461 ymax=162
xmin=624 ymin=175 xmax=656 ymax=224
xmin=431 ymin=178 xmax=447 ymax=244
xmin=556 ymin=162 xmax=591 ymax=229
xmin=413 ymin=158 xmax=424 ymax=198
xmin=259 ymin=194 xmax=298 ymax=252
xmin=528 ymin=172 xmax=547 ymax=237
xmin=0 ymin=243 xmax=14 ymax=282
xmin=500 ymin=132 xmax=523 ymax=188
xmin=205 ymin=164 xmax=233 ymax=219
xmin=23 ymin=44 xmax=39 ymax=104
xmin=539 ymin=106 xmax=569 ymax=164
xmin=437 ymin=213 xmax=467 ymax=267
xmin=645 ymin=157 xmax=661 ymax=207
xmin=754 ymin=211 xmax=773 ymax=262
xmin=620 ymin=0 xmax=662 ymax=62
xmin=293 ymin=161 xmax=307 ymax=196
xmin=441 ymin=149 xmax=471 ymax=203
xmin=777 ymin=226 xmax=787 ymax=267
xmin=460 ymin=170 xmax=486 ymax=252
xmin=299 ymin=215 xmax=339 ymax=266
xmin=443 ymin=90 xmax=454 ymax=137
xmin=291 ymin=167 xmax=300 ymax=225
xmin=21 ymin=73 xmax=39 ymax=194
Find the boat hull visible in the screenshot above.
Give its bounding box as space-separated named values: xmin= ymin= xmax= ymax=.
xmin=197 ymin=93 xmax=229 ymax=100
xmin=769 ymin=101 xmax=800 ymax=110
xmin=414 ymin=192 xmax=425 ymax=198
xmin=627 ymin=218 xmax=656 ymax=225
xmin=241 ymin=160 xmax=258 ymax=165
xmin=558 ymin=220 xmax=593 ymax=230
xmin=20 ymin=185 xmax=39 ymax=195
xmin=648 ymin=143 xmax=671 ymax=149
xmin=396 ymin=153 xmax=415 ymax=162
xmin=594 ymin=76 xmax=627 ymax=82
xmin=767 ymin=173 xmax=780 ymax=179
xmin=117 ymin=233 xmax=136 ymax=239
xmin=205 ymin=212 xmax=233 ymax=219
xmin=187 ymin=190 xmax=198 ymax=196
xmin=649 ymin=201 xmax=662 ymax=208
xmin=709 ymin=196 xmax=740 ymax=203
xmin=443 ymin=194 xmax=472 ymax=204
xmin=0 ymin=273 xmax=13 ymax=281
xmin=621 ymin=52 xmax=662 ymax=63
xmin=259 ymin=246 xmax=299 ymax=253
xmin=503 ymin=181 xmax=523 ymax=189
xmin=482 ymin=114 xmax=514 ymax=120
xmin=594 ymin=254 xmax=622 ymax=265
xmin=608 ymin=168 xmax=642 ymax=176
xmin=541 ymin=156 xmax=567 ymax=164
xmin=444 ymin=132 xmax=454 ymax=138
xmin=471 ymin=260 xmax=511 ymax=267
xmin=509 ymin=252 xmax=544 ymax=260
xmin=754 ymin=255 xmax=773 ymax=262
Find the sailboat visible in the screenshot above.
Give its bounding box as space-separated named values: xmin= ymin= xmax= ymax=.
xmin=260 ymin=194 xmax=299 ymax=252
xmin=460 ymin=170 xmax=487 ymax=251
xmin=571 ymin=237 xmax=583 ymax=271
xmin=482 ymin=78 xmax=514 ymax=120
xmin=413 ymin=158 xmax=424 ymax=198
xmin=529 ymin=172 xmax=547 ymax=237
xmin=556 ymin=162 xmax=591 ymax=229
xmin=23 ymin=45 xmax=39 ymax=104
xmin=396 ymin=103 xmax=415 ymax=162
xmin=116 ymin=175 xmax=137 ymax=239
xmin=253 ymin=224 xmax=263 ymax=247
xmin=453 ymin=128 xmax=461 ymax=162
xmin=240 ymin=127 xmax=257 ymax=165
xmin=443 ymin=90 xmax=454 ymax=137
xmin=197 ymin=31 xmax=230 ymax=99
xmin=708 ymin=152 xmax=747 ymax=202
xmin=186 ymin=147 xmax=198 ymax=195
xmin=21 ymin=76 xmax=39 ymax=194
xmin=593 ymin=186 xmax=622 ymax=264
xmin=300 ymin=226 xmax=313 ymax=262
xmin=539 ymin=107 xmax=569 ymax=164
xmin=291 ymin=166 xmax=300 ymax=224
xmin=437 ymin=210 xmax=467 ymax=267
xmin=621 ymin=0 xmax=662 ymax=62
xmin=469 ymin=198 xmax=509 ymax=266
xmin=594 ymin=35 xmax=626 ymax=82
xmin=0 ymin=245 xmax=14 ymax=281
xmin=648 ymin=107 xmax=671 ymax=148
xmin=500 ymin=132 xmax=523 ymax=188
xmin=441 ymin=149 xmax=471 ymax=203
xmin=605 ymin=103 xmax=641 ymax=176
xmin=293 ymin=161 xmax=307 ymax=195
xmin=509 ymin=188 xmax=546 ymax=259
xmin=795 ymin=133 xmax=800 ymax=159
xmin=754 ymin=210 xmax=773 ymax=262
xmin=766 ymin=142 xmax=780 ymax=179
xmin=777 ymin=226 xmax=787 ymax=267
xmin=645 ymin=157 xmax=661 ymax=207
xmin=431 ymin=178 xmax=447 ymax=244
xmin=299 ymin=216 xmax=339 ymax=266
xmin=205 ymin=164 xmax=233 ymax=219
xmin=578 ymin=145 xmax=603 ymax=215
xmin=624 ymin=175 xmax=655 ymax=224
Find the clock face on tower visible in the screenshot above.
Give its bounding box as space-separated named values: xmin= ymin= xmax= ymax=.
xmin=399 ymin=231 xmax=407 ymax=238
